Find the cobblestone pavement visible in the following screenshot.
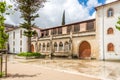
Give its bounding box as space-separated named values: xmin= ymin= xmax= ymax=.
xmin=3 ymin=54 xmax=120 ymax=80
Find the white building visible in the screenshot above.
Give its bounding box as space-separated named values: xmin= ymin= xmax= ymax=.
xmin=7 ymin=27 xmax=41 ymax=54
xmin=96 ymin=0 xmax=120 ymax=60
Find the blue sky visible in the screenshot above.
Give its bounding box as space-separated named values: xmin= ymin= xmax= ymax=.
xmin=5 ymin=0 xmax=116 ymax=28
xmin=78 ymin=0 xmax=105 ymax=15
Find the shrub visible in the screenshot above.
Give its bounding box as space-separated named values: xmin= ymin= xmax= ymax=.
xmin=0 ymin=72 xmax=4 ymax=78
xmin=18 ymin=52 xmax=45 ymax=58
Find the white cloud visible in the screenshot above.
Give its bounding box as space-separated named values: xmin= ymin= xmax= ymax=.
xmin=87 ymin=0 xmax=99 ymax=9
xmin=5 ymin=0 xmax=100 ymax=28
xmin=105 ymin=0 xmax=117 ymax=4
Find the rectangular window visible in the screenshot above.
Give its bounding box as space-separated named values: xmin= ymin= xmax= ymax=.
xmin=86 ymin=21 xmax=94 ymax=31
xmin=45 ymin=30 xmax=49 ymax=36
xmin=13 ymin=32 xmax=15 ymax=39
xmin=67 ymin=26 xmax=72 ymax=34
xmin=20 ymin=48 xmax=22 ymax=52
xmin=58 ymin=27 xmax=62 ymax=34
xmin=51 ymin=28 xmax=57 ymax=35
xmin=20 ymin=40 xmax=22 ymax=46
xmin=74 ymin=24 xmax=80 ymax=32
xmin=13 ymin=41 xmax=15 ymax=46
xmin=20 ymin=30 xmax=22 ymax=38
xmin=13 ymin=48 xmax=15 ymax=53
xmin=41 ymin=32 xmax=44 ymax=38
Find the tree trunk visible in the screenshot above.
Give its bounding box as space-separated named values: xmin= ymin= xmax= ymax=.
xmin=28 ymin=37 xmax=31 ymax=52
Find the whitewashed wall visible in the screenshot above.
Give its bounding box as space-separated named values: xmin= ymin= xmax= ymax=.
xmin=96 ymin=1 xmax=120 ymax=60
xmin=8 ymin=28 xmax=28 ymax=54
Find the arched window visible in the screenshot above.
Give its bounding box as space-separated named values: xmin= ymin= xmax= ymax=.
xmin=59 ymin=42 xmax=63 ymax=51
xmin=107 ymin=43 xmax=114 ymax=51
xmin=47 ymin=43 xmax=50 ymax=51
xmin=39 ymin=43 xmax=41 ymax=51
xmin=64 ymin=42 xmax=69 ymax=52
xmin=107 ymin=8 xmax=114 ymax=17
xmin=54 ymin=42 xmax=57 ymax=51
xmin=107 ymin=28 xmax=114 ymax=34
xmin=43 ymin=43 xmax=45 ymax=51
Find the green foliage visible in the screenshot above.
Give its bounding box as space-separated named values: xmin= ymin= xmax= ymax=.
xmin=0 ymin=1 xmax=12 ymax=49
xmin=23 ymin=30 xmax=37 ymax=37
xmin=116 ymin=17 xmax=120 ymax=31
xmin=14 ymin=0 xmax=46 ymax=33
xmin=18 ymin=52 xmax=45 ymax=58
xmin=62 ymin=10 xmax=65 ymax=25
xmin=14 ymin=0 xmax=46 ymax=52
xmin=0 ymin=72 xmax=4 ymax=77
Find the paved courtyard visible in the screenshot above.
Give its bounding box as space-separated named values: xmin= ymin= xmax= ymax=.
xmin=1 ymin=54 xmax=120 ymax=80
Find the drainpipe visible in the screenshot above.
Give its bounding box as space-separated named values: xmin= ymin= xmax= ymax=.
xmin=102 ymin=5 xmax=105 ymax=61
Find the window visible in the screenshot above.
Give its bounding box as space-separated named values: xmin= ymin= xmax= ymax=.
xmin=20 ymin=40 xmax=22 ymax=46
xmin=59 ymin=42 xmax=63 ymax=51
xmin=13 ymin=32 xmax=15 ymax=39
xmin=107 ymin=28 xmax=114 ymax=34
xmin=20 ymin=48 xmax=22 ymax=52
xmin=46 ymin=30 xmax=49 ymax=36
xmin=51 ymin=28 xmax=57 ymax=35
xmin=41 ymin=32 xmax=44 ymax=38
xmin=107 ymin=43 xmax=114 ymax=51
xmin=74 ymin=24 xmax=80 ymax=32
xmin=107 ymin=8 xmax=114 ymax=17
xmin=13 ymin=48 xmax=15 ymax=53
xmin=13 ymin=41 xmax=15 ymax=46
xmin=54 ymin=42 xmax=57 ymax=51
xmin=58 ymin=27 xmax=62 ymax=34
xmin=67 ymin=26 xmax=72 ymax=34
xmin=20 ymin=30 xmax=22 ymax=38
xmin=47 ymin=43 xmax=50 ymax=51
xmin=43 ymin=43 xmax=45 ymax=51
xmin=86 ymin=21 xmax=94 ymax=30
xmin=39 ymin=43 xmax=41 ymax=51
xmin=64 ymin=42 xmax=69 ymax=52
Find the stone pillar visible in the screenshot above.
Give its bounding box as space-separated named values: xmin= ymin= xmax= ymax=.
xmin=50 ymin=35 xmax=53 ymax=59
xmin=68 ymin=28 xmax=73 ymax=59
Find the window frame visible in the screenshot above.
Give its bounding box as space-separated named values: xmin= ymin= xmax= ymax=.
xmin=107 ymin=8 xmax=114 ymax=17
xmin=107 ymin=43 xmax=114 ymax=52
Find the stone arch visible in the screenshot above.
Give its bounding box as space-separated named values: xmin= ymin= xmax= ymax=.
xmin=64 ymin=41 xmax=69 ymax=52
xmin=79 ymin=41 xmax=91 ymax=58
xmin=43 ymin=43 xmax=45 ymax=51
xmin=59 ymin=42 xmax=63 ymax=51
xmin=47 ymin=42 xmax=50 ymax=51
xmin=31 ymin=44 xmax=34 ymax=52
xmin=54 ymin=42 xmax=57 ymax=51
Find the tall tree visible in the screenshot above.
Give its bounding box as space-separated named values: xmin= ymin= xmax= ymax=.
xmin=116 ymin=17 xmax=120 ymax=30
xmin=14 ymin=0 xmax=46 ymax=52
xmin=0 ymin=1 xmax=11 ymax=49
xmin=61 ymin=10 xmax=65 ymax=25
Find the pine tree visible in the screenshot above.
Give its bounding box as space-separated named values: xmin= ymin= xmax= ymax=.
xmin=14 ymin=0 xmax=46 ymax=52
xmin=62 ymin=10 xmax=65 ymax=25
